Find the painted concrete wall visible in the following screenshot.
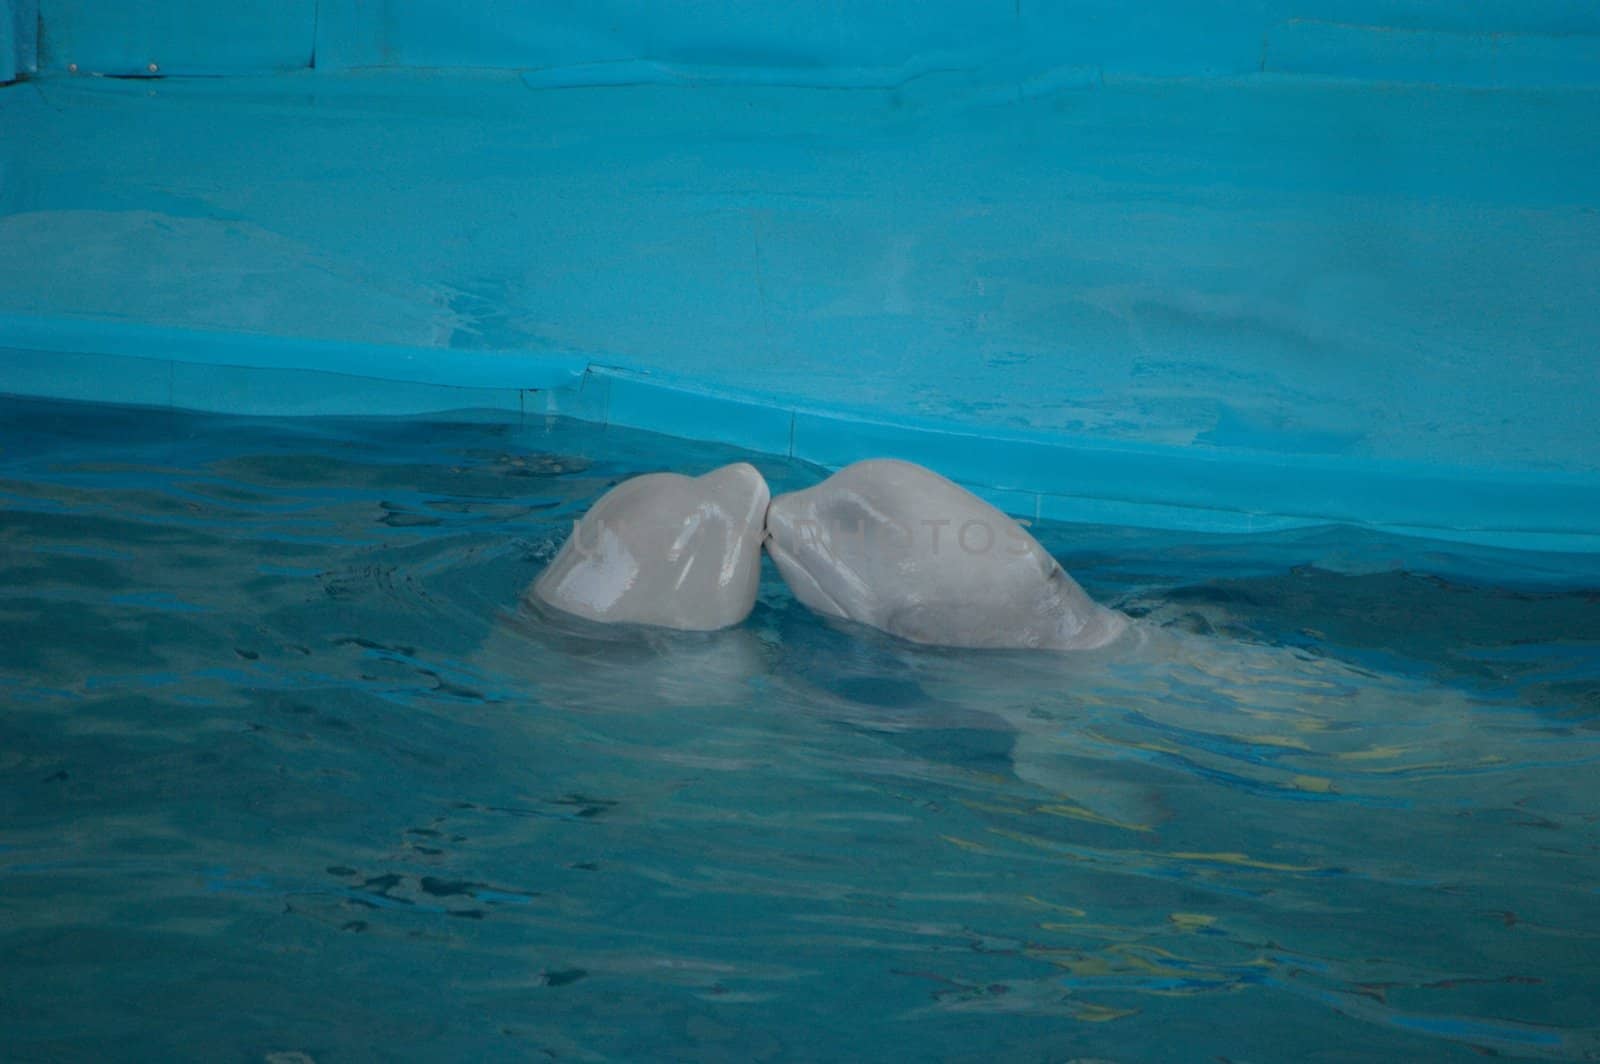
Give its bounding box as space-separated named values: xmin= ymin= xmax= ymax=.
xmin=27 ymin=1 xmax=1600 ymax=86
xmin=1 ymin=0 xmax=38 ymax=82
xmin=331 ymin=0 xmax=1600 ymax=82
xmin=5 ymin=4 xmax=1597 ymax=545
xmin=35 ymin=0 xmax=314 ymax=75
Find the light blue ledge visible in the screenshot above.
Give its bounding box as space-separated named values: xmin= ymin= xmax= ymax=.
xmin=0 ymin=315 xmax=590 ymax=392
xmin=4 ymin=318 xmax=1596 ymax=553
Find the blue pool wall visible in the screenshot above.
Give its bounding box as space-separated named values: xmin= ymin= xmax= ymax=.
xmin=15 ymin=0 xmax=1600 ymax=85
xmin=2 ymin=2 xmax=1599 ymax=554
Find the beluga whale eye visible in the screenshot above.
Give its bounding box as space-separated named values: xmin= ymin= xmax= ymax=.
xmin=530 ymin=462 xmax=771 ymax=631
xmin=764 ymin=459 xmax=1129 ymax=651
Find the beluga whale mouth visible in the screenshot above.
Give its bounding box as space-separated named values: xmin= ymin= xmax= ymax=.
xmin=764 ymin=459 xmax=1129 ymax=651
xmin=530 ymin=462 xmax=771 ymax=631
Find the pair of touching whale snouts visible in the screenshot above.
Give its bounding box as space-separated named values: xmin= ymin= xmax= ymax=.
xmin=532 ymin=459 xmax=1130 ymax=651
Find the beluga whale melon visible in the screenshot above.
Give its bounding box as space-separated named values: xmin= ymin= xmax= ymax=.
xmin=531 ymin=462 xmax=770 ymax=631
xmin=765 ymin=459 xmax=1129 ymax=650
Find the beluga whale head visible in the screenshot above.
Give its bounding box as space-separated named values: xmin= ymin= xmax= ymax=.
xmin=531 ymin=462 xmax=770 ymax=631
xmin=765 ymin=459 xmax=1129 ymax=651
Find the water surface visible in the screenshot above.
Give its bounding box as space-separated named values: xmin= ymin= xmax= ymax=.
xmin=2 ymin=397 xmax=1597 ymax=1062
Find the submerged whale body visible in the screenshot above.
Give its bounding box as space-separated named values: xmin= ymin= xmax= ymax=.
xmin=531 ymin=462 xmax=770 ymax=631
xmin=765 ymin=459 xmax=1129 ymax=651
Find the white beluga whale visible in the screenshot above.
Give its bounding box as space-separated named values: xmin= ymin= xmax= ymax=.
xmin=531 ymin=462 xmax=770 ymax=631
xmin=765 ymin=459 xmax=1130 ymax=650
xmin=500 ymin=453 xmax=1575 ymax=852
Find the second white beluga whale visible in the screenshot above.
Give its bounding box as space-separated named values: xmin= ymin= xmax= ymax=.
xmin=765 ymin=459 xmax=1129 ymax=650
xmin=531 ymin=462 xmax=770 ymax=631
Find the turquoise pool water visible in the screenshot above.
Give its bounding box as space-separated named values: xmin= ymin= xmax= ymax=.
xmin=2 ymin=395 xmax=1598 ymax=1062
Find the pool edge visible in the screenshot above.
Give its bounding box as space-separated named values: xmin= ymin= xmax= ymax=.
xmin=3 ymin=314 xmax=1597 ymax=553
